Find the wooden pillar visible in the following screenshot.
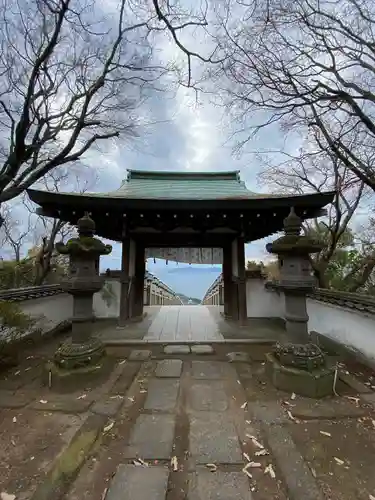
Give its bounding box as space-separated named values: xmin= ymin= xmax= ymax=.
xmin=230 ymin=239 xmax=239 ymax=321
xmin=223 ymin=244 xmax=233 ymax=318
xmin=133 ymin=243 xmax=145 ymax=318
xmin=237 ymin=236 xmax=247 ymax=325
xmin=118 ymin=237 xmax=130 ymax=327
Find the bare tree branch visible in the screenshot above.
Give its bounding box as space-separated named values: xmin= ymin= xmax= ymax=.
xmin=216 ymin=0 xmax=375 ymax=191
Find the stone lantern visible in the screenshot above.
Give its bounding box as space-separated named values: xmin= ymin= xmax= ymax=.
xmin=46 ymin=213 xmax=112 ymax=389
xmin=265 ymin=207 xmax=335 ymax=398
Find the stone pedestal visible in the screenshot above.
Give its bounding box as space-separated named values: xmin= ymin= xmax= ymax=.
xmin=265 ymin=344 xmax=335 ymax=398
xmin=46 ymin=213 xmax=112 ymax=391
xmin=266 ymin=207 xmax=334 ymax=398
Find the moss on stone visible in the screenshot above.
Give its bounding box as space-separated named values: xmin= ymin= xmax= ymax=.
xmin=56 ymin=236 xmax=112 ymax=256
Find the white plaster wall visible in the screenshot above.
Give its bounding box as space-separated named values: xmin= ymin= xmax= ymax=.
xmin=246 ymin=279 xmax=284 ymax=318
xmin=19 ymin=294 xmax=73 ymax=335
xmin=307 ymin=298 xmax=375 ymax=363
xmin=93 ymin=279 xmax=121 ymax=318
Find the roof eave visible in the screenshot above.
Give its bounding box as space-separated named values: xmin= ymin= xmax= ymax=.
xmin=27 ymin=188 xmax=336 ymax=210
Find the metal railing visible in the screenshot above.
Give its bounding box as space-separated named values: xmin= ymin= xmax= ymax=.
xmin=0 ymin=284 xmax=64 ymax=302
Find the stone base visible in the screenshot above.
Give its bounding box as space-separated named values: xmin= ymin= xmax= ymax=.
xmin=54 ymin=337 xmax=105 ymax=370
xmin=42 ymin=355 xmax=114 ymax=393
xmin=265 ymin=352 xmax=335 ymax=399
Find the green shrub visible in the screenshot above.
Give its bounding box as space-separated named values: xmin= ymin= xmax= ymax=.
xmin=0 ymin=301 xmax=36 ymax=366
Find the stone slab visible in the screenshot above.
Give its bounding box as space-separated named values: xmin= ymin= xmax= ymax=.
xmin=144 ymin=379 xmax=180 ymax=411
xmin=91 ymin=398 xmax=123 ymax=417
xmin=188 ymin=381 xmax=228 ymax=412
xmin=191 ymin=361 xmax=228 ymax=380
xmin=227 ymin=352 xmax=250 ymax=363
xmin=248 ymin=401 xmax=288 ymax=425
xmin=106 ymin=465 xmax=169 ymax=500
xmin=235 ymin=363 xmax=253 ymax=379
xmin=265 ymin=425 xmax=324 ymax=500
xmin=362 ymin=392 xmax=375 ymax=407
xmin=188 ymin=470 xmax=253 ymax=500
xmin=128 ymin=350 xmax=152 ymax=361
xmin=339 ymin=371 xmax=373 ymax=394
xmin=30 ymin=398 xmax=91 ymax=413
xmin=124 ymin=414 xmax=175 ymax=459
xmin=155 ymin=359 xmax=182 ymax=378
xmin=189 ymin=412 xmax=242 ymax=464
xmin=191 ymin=345 xmax=214 ymax=355
xmin=292 ymin=399 xmax=366 ymax=420
xmin=0 ymin=390 xmax=35 ymax=408
xmin=164 ymin=345 xmax=190 ymax=354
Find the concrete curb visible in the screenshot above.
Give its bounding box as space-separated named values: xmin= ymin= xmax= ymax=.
xmin=102 ymin=339 xmax=278 ymax=346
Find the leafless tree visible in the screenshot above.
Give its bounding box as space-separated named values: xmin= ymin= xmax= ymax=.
xmin=27 ymin=164 xmax=97 ymax=284
xmin=0 ymin=203 xmax=33 ymax=262
xmin=258 ymin=125 xmax=368 ymax=287
xmin=0 ymin=0 xmax=217 ymax=220
xmin=215 ymin=0 xmax=375 ymax=191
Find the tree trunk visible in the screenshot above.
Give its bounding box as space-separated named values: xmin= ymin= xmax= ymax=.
xmin=346 ymin=257 xmax=375 ymax=293
xmin=311 ymin=258 xmax=329 ymax=289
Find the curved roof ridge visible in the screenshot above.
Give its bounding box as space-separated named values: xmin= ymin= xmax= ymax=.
xmin=127 ymin=169 xmax=241 ymax=180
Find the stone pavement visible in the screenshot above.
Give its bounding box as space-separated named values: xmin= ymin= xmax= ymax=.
xmin=96 ymin=305 xmax=285 ymax=343
xmin=1 ymin=341 xmax=375 ymax=500
xmin=143 ymin=305 xmax=225 ymax=342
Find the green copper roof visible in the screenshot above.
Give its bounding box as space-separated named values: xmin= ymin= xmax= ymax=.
xmin=99 ymin=169 xmax=263 ymax=200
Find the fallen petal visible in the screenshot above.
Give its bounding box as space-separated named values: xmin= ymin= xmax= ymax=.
xmin=248 ymin=461 xmax=262 ymax=468
xmin=345 ymin=396 xmax=360 ymax=405
xmin=264 ymin=464 xmax=276 ymax=478
xmin=103 ymin=422 xmax=114 ymax=433
xmin=1 ymin=492 xmax=16 ymax=500
xmin=246 ymin=434 xmax=264 ymax=449
xmin=255 ymin=449 xmax=269 ymax=456
xmin=206 ymin=463 xmax=217 ymax=472
xmin=320 ymin=431 xmax=331 ymax=437
xmin=171 ymin=456 xmax=178 ymax=471
xmin=242 ymin=463 xmax=253 ymax=478
xmin=39 ymin=400 xmax=48 ymax=404
xmin=334 ymin=457 xmax=345 ymax=465
xmin=287 ymin=410 xmax=300 ymax=423
xmin=240 ymin=402 xmax=247 ymax=409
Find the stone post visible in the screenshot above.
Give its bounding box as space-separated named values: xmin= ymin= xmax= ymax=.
xmin=47 ymin=213 xmax=112 ymax=389
xmin=265 ymin=207 xmax=335 ymax=398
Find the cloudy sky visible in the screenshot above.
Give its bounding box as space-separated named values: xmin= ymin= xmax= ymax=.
xmin=0 ymin=1 xmax=297 ymax=292
xmin=82 ymin=4 xmax=284 ymax=275
xmin=95 ymin=81 xmax=278 ymax=274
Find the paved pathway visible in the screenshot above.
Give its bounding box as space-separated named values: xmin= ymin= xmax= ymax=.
xmin=143 ymin=305 xmax=225 ymax=342
xmin=63 ymin=355 xmax=375 ymax=500
xmin=1 ymin=340 xmax=375 ymax=500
